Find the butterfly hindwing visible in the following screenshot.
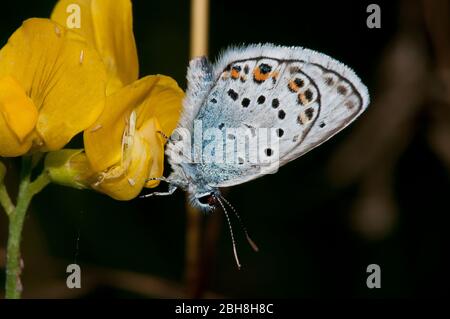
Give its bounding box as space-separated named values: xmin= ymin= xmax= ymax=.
xmin=278 ymin=59 xmax=368 ymax=165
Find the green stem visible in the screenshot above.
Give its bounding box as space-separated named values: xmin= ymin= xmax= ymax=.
xmin=4 ymin=157 xmax=50 ymax=299
xmin=0 ymin=183 xmax=15 ymax=216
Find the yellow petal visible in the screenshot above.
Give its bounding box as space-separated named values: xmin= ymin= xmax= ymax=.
xmin=44 ymin=123 xmax=164 ymax=199
xmin=0 ymin=76 xmax=38 ymax=148
xmin=84 ymin=75 xmax=183 ymax=173
xmin=51 ymin=0 xmax=139 ymax=93
xmin=0 ymin=18 xmax=107 ymax=153
xmin=84 ymin=79 xmax=150 ymax=173
xmin=139 ymin=117 xmax=165 ymax=188
xmin=93 ymin=131 xmax=151 ymax=200
xmin=136 ymin=75 xmax=184 ymax=137
xmin=0 ymin=113 xmax=33 ymax=157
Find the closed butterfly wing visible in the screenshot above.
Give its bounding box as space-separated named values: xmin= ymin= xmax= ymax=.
xmin=169 ymin=44 xmax=369 ymax=188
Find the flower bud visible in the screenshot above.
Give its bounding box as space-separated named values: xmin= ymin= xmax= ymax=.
xmin=44 ymin=149 xmax=94 ymax=190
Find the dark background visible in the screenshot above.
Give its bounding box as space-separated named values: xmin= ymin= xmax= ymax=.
xmin=1 ymin=0 xmax=449 ymax=298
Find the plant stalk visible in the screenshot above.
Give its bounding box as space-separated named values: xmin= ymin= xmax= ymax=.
xmin=4 ymin=157 xmax=49 ymax=299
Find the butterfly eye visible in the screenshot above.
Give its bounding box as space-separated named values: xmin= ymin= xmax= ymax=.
xmin=197 ymin=193 xmax=216 ymax=206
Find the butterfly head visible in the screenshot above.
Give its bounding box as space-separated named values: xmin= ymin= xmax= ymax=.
xmin=165 ymin=164 xmax=222 ymax=210
xmin=193 ymin=190 xmax=220 ymax=210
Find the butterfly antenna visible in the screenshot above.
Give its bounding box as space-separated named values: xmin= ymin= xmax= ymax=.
xmin=220 ymin=195 xmax=259 ymax=252
xmin=215 ymin=195 xmax=242 ymax=270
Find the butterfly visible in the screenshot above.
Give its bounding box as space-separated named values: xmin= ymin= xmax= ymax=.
xmin=144 ymin=44 xmax=370 ymax=268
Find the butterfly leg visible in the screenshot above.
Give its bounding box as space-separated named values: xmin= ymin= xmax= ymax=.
xmin=146 ymin=176 xmax=168 ymax=183
xmin=156 ymin=130 xmax=169 ymax=140
xmin=140 ymin=185 xmax=177 ymax=198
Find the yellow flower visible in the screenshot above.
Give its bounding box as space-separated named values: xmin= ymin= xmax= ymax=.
xmin=83 ymin=75 xmax=183 ymax=200
xmin=47 ymin=0 xmax=184 ymax=200
xmin=0 ymin=18 xmax=107 ymax=157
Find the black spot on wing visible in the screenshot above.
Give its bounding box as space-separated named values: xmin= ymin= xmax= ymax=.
xmin=272 ymin=98 xmax=279 ymax=108
xmin=324 ymin=77 xmax=334 ymax=86
xmin=241 ymin=98 xmax=250 ymax=107
xmin=276 ymin=128 xmax=284 ymax=137
xmin=259 ymin=63 xmax=272 ymax=74
xmin=257 ymin=95 xmax=266 ymax=104
xmin=227 ymin=89 xmax=238 ymax=101
xmin=345 ymin=100 xmax=355 ymax=109
xmin=294 ymin=78 xmax=304 ymax=88
xmin=337 ymin=85 xmax=348 ymax=95
xmin=304 ymin=89 xmax=313 ymax=101
xmin=305 ymin=107 xmax=314 ymax=120
xmin=289 ymin=66 xmax=301 ymax=74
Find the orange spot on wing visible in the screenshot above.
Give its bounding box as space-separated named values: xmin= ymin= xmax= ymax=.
xmin=288 ymin=80 xmax=300 ymax=92
xmin=253 ymin=67 xmax=270 ymax=82
xmin=298 ymin=93 xmax=309 ymax=105
xmin=231 ymin=69 xmax=240 ymax=79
